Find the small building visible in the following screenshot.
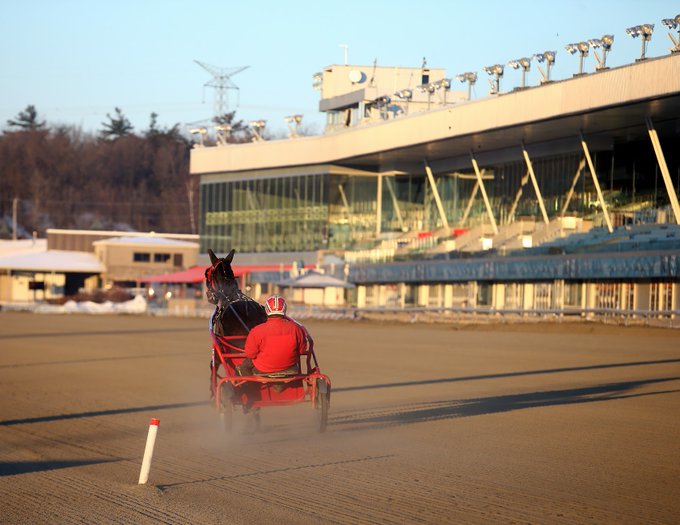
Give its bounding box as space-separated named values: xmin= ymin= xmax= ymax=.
xmin=93 ymin=236 xmax=199 ymax=287
xmin=0 ymin=240 xmax=103 ymax=303
xmin=276 ymin=270 xmax=355 ymax=307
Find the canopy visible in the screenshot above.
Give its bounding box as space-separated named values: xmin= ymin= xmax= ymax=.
xmin=276 ymin=270 xmax=355 ymax=289
xmin=140 ymin=264 xmax=295 ymax=284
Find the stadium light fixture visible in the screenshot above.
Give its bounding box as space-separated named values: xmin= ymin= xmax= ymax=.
xmin=284 ymin=114 xmax=303 ymax=138
xmin=482 ymin=64 xmax=504 ymax=95
xmin=626 ymin=24 xmax=654 ymax=60
xmin=394 ymin=88 xmax=413 ymax=100
xmin=214 ymin=124 xmax=231 ymax=146
xmin=532 ymin=51 xmax=556 ymax=83
xmin=366 ymin=95 xmax=392 ymax=119
xmin=394 ymin=88 xmax=413 ymax=115
xmin=588 ymin=34 xmax=614 ymax=70
xmin=661 ymin=14 xmax=680 ymax=53
xmin=456 ymin=71 xmax=477 ymax=100
xmin=249 ymin=120 xmax=267 ymax=141
xmin=508 ymin=57 xmax=531 ymax=88
xmin=565 ymin=42 xmax=590 ymax=75
xmin=189 ymin=127 xmax=207 ymax=147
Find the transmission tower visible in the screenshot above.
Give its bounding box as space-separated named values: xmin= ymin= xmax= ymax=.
xmin=194 ymin=60 xmax=249 ymax=119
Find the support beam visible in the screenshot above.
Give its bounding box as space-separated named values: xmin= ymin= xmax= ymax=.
xmin=521 ymin=143 xmax=549 ymax=225
xmin=384 ymin=176 xmax=407 ymax=232
xmin=460 ymin=180 xmax=479 ymax=227
xmin=338 ymin=184 xmax=353 ymax=235
xmin=424 ymin=162 xmax=450 ymax=231
xmin=645 ymin=118 xmax=680 ymax=224
xmin=508 ymin=169 xmax=530 ymax=224
xmin=376 ymin=173 xmax=383 ymax=235
xmin=560 ymin=157 xmax=586 ymax=218
xmin=470 ymin=153 xmax=498 ymax=235
xmin=579 ymin=132 xmax=613 ymax=233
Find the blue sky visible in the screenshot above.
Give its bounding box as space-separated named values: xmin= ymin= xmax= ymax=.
xmin=1 ymin=0 xmax=676 ymax=137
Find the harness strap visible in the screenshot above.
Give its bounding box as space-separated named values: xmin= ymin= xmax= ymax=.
xmin=228 ymin=303 xmax=252 ymax=334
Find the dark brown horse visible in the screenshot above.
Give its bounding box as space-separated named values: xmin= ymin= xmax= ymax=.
xmin=205 ymin=248 xmax=267 ymax=349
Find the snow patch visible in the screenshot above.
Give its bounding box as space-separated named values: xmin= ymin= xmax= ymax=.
xmin=34 ymin=295 xmax=148 ymax=315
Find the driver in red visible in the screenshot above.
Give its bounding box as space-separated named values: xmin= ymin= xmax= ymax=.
xmin=237 ymin=294 xmax=311 ymax=376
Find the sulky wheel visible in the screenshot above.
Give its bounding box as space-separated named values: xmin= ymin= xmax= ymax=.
xmin=315 ymin=378 xmax=330 ymax=433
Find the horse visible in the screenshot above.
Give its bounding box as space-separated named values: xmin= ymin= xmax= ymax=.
xmin=205 ymin=248 xmax=268 ymax=350
xmin=205 ymin=248 xmax=268 ymax=419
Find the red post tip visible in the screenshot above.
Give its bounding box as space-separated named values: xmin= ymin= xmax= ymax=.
xmin=149 ymin=418 xmax=160 ymax=426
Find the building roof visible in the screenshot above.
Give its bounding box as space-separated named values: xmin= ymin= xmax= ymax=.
xmin=191 ymin=54 xmax=680 ymax=176
xmin=0 ymin=239 xmax=47 ymax=256
xmin=277 ymin=270 xmax=355 ymax=288
xmin=140 ymin=264 xmax=302 ymax=284
xmin=0 ymin=249 xmax=105 ymax=273
xmin=92 ymin=236 xmax=199 ymax=248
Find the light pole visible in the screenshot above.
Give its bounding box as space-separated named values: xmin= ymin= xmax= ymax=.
xmin=482 ymin=64 xmax=504 ymax=95
xmin=565 ymin=42 xmax=590 ymax=75
xmin=455 ymin=72 xmax=478 ymax=100
xmin=249 ymin=120 xmax=267 ymax=141
xmin=626 ymin=24 xmax=654 ymax=60
xmin=588 ymin=34 xmax=614 ymax=70
xmin=508 ymin=57 xmax=531 ymax=88
xmin=661 ymin=15 xmax=680 ymax=53
xmin=532 ymin=51 xmax=556 ymax=83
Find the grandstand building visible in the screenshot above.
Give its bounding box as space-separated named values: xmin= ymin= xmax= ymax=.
xmin=190 ymin=46 xmax=680 ymax=317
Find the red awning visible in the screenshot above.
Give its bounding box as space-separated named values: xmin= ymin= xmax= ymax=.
xmin=139 ymin=264 xmax=301 ymax=284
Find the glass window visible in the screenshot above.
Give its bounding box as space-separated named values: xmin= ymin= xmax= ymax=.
xmin=133 ymin=252 xmax=150 ymax=262
xmin=154 ymin=253 xmax=171 ymax=263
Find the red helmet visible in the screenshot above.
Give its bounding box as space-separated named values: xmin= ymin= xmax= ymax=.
xmin=264 ymin=294 xmax=287 ymax=316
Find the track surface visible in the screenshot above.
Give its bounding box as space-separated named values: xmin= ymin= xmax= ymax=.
xmin=1 ymin=312 xmax=679 ymax=524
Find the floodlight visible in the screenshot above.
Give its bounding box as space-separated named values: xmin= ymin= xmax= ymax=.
xmin=312 ymin=72 xmax=322 ymax=91
xmin=588 ymin=34 xmax=614 ymax=70
xmin=626 ymin=24 xmax=654 ymax=59
xmin=508 ymin=57 xmax=531 ymax=88
xmin=394 ymin=88 xmax=413 ymax=100
xmin=662 ymin=14 xmax=680 ymax=29
xmin=456 ymin=72 xmax=477 ymax=100
xmin=189 ymin=127 xmax=207 ymax=147
xmin=284 ymin=114 xmax=303 ymax=124
xmin=532 ymin=51 xmax=556 ymax=83
xmin=662 ymin=14 xmax=680 ymax=53
xmin=565 ymin=42 xmax=590 ymax=75
xmin=483 ymin=64 xmax=504 ymax=95
xmin=284 ymin=115 xmax=303 ymax=138
xmin=248 ymin=120 xmax=266 ymax=142
xmin=214 ymin=124 xmax=231 ymax=146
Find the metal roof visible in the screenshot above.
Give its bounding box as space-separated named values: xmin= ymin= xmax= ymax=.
xmin=191 ymin=53 xmax=680 ymax=176
xmin=349 ymin=249 xmax=680 ymax=284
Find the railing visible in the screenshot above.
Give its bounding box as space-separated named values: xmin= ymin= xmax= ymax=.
xmin=287 ymin=305 xmax=680 ymax=328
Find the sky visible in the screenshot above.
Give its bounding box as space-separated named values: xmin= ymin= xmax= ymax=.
xmin=1 ymin=0 xmax=677 ymax=138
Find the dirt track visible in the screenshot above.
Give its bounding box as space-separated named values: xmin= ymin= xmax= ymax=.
xmin=1 ymin=312 xmax=679 ymax=524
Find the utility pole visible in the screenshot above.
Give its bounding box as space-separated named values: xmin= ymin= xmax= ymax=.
xmin=194 ymin=60 xmax=249 ymax=119
xmin=12 ymin=197 xmax=18 ymax=241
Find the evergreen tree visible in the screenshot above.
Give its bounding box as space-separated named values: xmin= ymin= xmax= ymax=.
xmin=7 ymin=105 xmax=46 ymax=131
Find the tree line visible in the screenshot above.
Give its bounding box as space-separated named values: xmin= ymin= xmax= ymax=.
xmin=0 ymin=105 xmax=254 ymax=238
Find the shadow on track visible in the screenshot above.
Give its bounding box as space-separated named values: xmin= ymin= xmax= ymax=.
xmin=333 ymin=358 xmax=680 ymax=394
xmin=0 ymin=458 xmax=119 ymax=476
xmin=0 ymin=401 xmax=208 ymax=427
xmin=332 ymin=377 xmax=680 ymax=431
xmin=0 ymin=327 xmax=204 ymax=340
xmin=0 ymin=351 xmax=198 ymax=369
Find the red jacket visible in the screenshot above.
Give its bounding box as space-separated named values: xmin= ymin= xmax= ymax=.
xmin=244 ymin=316 xmax=309 ymax=373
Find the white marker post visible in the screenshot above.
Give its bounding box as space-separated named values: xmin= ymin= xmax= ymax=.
xmin=138 ymin=418 xmax=160 ymax=484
